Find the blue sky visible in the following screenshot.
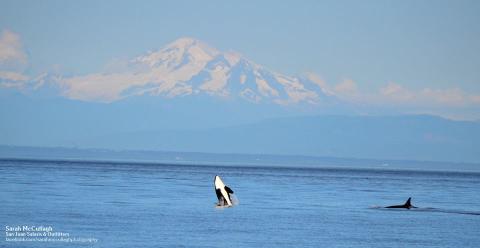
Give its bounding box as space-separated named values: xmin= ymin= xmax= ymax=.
xmin=1 ymin=0 xmax=480 ymax=119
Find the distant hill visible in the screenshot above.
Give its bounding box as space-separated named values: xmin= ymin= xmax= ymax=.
xmin=1 ymin=110 xmax=479 ymax=163
xmin=0 ymin=145 xmax=478 ymax=172
xmin=78 ymin=114 xmax=480 ymax=163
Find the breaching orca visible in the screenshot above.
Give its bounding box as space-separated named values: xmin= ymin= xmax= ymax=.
xmin=385 ymin=197 xmax=416 ymax=209
xmin=214 ymin=175 xmax=234 ymax=207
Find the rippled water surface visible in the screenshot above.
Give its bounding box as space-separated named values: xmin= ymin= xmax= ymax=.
xmin=1 ymin=159 xmax=479 ymax=247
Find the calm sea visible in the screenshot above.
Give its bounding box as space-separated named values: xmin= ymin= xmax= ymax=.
xmin=1 ymin=159 xmax=479 ymax=247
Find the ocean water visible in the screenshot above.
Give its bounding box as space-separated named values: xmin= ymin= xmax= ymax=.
xmin=1 ymin=159 xmax=479 ymax=247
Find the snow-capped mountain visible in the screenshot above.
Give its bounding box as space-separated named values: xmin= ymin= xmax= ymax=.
xmin=7 ymin=37 xmax=334 ymax=104
xmin=60 ymin=38 xmax=335 ymax=104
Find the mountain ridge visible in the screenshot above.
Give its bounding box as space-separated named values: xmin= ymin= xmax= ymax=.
xmin=1 ymin=144 xmax=479 ymax=172
xmin=17 ymin=37 xmax=333 ymax=105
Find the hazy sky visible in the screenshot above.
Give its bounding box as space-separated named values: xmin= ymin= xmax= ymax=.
xmin=1 ymin=0 xmax=479 ymax=119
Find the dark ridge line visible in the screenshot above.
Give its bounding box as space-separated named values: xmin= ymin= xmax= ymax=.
xmin=1 ymin=157 xmax=480 ymax=176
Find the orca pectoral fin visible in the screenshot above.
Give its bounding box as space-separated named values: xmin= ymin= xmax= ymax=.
xmin=224 ymin=186 xmax=234 ymax=194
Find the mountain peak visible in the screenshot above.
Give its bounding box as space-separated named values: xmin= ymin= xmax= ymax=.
xmin=166 ymin=37 xmax=202 ymax=48
xmin=132 ymin=37 xmax=220 ymax=68
xmin=164 ymin=37 xmax=219 ymax=56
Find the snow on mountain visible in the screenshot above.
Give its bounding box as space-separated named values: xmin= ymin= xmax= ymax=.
xmin=12 ymin=38 xmax=334 ymax=104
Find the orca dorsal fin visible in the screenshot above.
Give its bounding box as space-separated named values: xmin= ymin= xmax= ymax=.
xmin=404 ymin=197 xmax=412 ymax=207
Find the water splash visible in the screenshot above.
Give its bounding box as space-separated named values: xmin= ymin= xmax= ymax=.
xmin=231 ymin=194 xmax=240 ymax=206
